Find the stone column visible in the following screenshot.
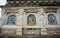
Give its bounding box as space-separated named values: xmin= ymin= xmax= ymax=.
xmin=16 ymin=9 xmax=24 ymax=35
xmin=1 ymin=9 xmax=6 ymax=25
xmin=39 ymin=8 xmax=47 ymax=35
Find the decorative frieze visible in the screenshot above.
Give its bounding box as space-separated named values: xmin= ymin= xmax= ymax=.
xmin=5 ymin=1 xmax=60 ymax=7
xmin=25 ymin=8 xmax=40 ymax=12
xmin=1 ymin=29 xmax=16 ymax=34
xmin=41 ymin=29 xmax=47 ymax=35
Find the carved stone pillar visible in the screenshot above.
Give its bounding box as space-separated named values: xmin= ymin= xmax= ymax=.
xmin=16 ymin=9 xmax=24 ymax=35
xmin=39 ymin=8 xmax=47 ymax=35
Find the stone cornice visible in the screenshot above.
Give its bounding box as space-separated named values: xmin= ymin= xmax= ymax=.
xmin=0 ymin=1 xmax=60 ymax=7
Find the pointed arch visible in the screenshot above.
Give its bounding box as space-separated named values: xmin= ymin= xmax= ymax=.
xmin=27 ymin=14 xmax=36 ymax=25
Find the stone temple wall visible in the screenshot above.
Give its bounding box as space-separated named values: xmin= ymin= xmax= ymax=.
xmin=0 ymin=7 xmax=60 ymax=36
